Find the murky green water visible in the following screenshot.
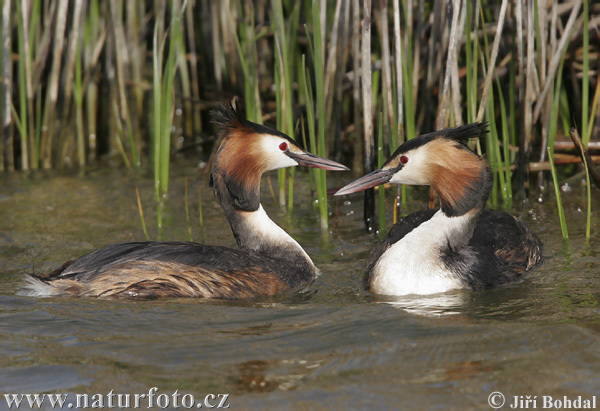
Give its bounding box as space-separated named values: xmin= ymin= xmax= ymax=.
xmin=1 ymin=164 xmax=599 ymax=410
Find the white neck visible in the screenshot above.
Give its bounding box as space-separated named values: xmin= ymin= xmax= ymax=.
xmin=370 ymin=209 xmax=478 ymax=296
xmin=233 ymin=205 xmax=316 ymax=269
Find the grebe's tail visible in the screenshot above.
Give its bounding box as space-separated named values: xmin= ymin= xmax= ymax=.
xmin=17 ymin=275 xmax=66 ymax=297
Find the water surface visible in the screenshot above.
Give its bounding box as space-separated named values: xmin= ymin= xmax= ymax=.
xmin=1 ymin=165 xmax=599 ymax=409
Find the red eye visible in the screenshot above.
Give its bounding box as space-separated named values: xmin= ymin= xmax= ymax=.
xmin=279 ymin=142 xmax=288 ymax=151
xmin=400 ymin=155 xmax=409 ymax=164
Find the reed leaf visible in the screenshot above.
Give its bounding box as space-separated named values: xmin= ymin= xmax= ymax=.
xmin=547 ymin=147 xmax=568 ymax=240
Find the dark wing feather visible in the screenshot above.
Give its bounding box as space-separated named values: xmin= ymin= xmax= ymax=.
xmin=35 ymin=241 xmax=313 ymax=299
xmin=450 ymin=209 xmax=543 ymax=290
xmin=50 ymin=241 xmax=270 ymax=276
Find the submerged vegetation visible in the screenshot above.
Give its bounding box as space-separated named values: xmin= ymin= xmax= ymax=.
xmin=0 ymin=0 xmax=598 ymax=235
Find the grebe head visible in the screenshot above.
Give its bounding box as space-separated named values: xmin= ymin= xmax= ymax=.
xmin=211 ymin=102 xmax=348 ymax=175
xmin=210 ymin=102 xmax=348 ymax=215
xmin=335 ymin=123 xmax=492 ymax=216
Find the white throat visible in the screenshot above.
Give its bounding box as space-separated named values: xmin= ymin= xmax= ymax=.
xmin=370 ymin=210 xmax=476 ymax=296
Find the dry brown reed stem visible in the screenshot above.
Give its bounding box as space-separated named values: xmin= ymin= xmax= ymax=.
xmin=127 ymin=1 xmax=143 ymax=115
xmin=426 ymin=1 xmax=444 ymax=110
xmin=351 ymin=0 xmax=363 ymax=175
xmin=362 ymin=0 xmax=374 ymax=171
xmin=538 ymin=0 xmax=548 ymax=87
xmin=528 ymin=156 xmax=600 ymax=172
xmin=19 ymin=0 xmax=34 ymax=170
xmin=185 ymin=0 xmax=202 ymax=135
xmin=1 ymin=0 xmax=12 ymax=171
xmin=221 ymin=0 xmax=238 ymax=88
xmin=516 ymin=0 xmax=525 ymax=103
xmin=412 ymin=1 xmax=422 ymax=105
xmin=108 ymin=1 xmax=131 ymax=135
xmin=62 ymin=0 xmax=86 ymax=113
xmin=362 ymin=0 xmax=375 ymax=230
xmin=84 ymin=12 xmax=105 ymax=164
xmin=210 ymin=1 xmax=222 ymax=89
xmin=82 ymin=30 xmax=105 ymax=92
xmin=451 ymin=1 xmax=466 ymax=125
xmin=323 ymin=0 xmax=344 ymax=127
xmin=379 ymin=0 xmax=394 ymax=140
xmin=32 ymin=2 xmax=55 ymax=93
xmin=41 ymin=0 xmax=68 ymax=169
xmin=533 ymin=0 xmax=582 ymax=123
xmin=392 ymin=0 xmax=403 ymax=143
xmin=328 ymin=0 xmax=351 ymax=159
xmin=475 ymin=0 xmax=507 ymax=123
xmin=538 ymin=1 xmax=561 ymax=170
xmin=524 ymin=0 xmax=535 ymax=166
xmin=175 ymin=2 xmax=192 ymax=150
xmin=569 ymin=127 xmax=600 ymax=188
xmin=436 ymin=0 xmax=461 ymax=129
xmin=320 ymin=0 xmax=349 ymax=155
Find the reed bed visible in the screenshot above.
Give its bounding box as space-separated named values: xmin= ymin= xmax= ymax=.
xmin=0 ymin=0 xmax=598 ymax=235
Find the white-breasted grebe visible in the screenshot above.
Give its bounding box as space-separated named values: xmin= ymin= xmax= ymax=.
xmin=335 ymin=123 xmax=543 ymax=296
xmin=18 ymin=103 xmax=348 ymax=298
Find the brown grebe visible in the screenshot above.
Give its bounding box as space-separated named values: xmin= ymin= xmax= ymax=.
xmin=335 ymin=123 xmax=542 ymax=296
xmin=18 ymin=103 xmax=348 ymax=298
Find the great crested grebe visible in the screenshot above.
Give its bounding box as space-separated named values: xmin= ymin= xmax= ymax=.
xmin=335 ymin=123 xmax=543 ymax=296
xmin=18 ymin=103 xmax=348 ymax=299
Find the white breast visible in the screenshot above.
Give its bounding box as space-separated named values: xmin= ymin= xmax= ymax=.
xmin=369 ymin=210 xmax=470 ymax=296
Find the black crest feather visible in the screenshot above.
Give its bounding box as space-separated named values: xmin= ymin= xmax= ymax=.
xmin=210 ymin=101 xmax=292 ymax=141
xmin=210 ymin=102 xmax=248 ymax=134
xmin=438 ymin=122 xmax=489 ymax=142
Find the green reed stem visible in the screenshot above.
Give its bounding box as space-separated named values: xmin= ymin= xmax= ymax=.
xmin=112 ymin=103 xmax=131 ymax=169
xmin=185 ymin=178 xmax=193 ymax=242
xmin=579 ymin=144 xmax=592 ymax=242
xmin=400 ymin=30 xmax=415 ymax=208
xmin=34 ymin=89 xmax=41 ymax=167
xmin=495 ymin=77 xmax=512 ymax=202
xmin=304 ymin=9 xmax=328 ymax=228
xmin=74 ymin=32 xmax=85 ymax=168
xmin=313 ymin=0 xmax=328 ymax=229
xmin=273 ymin=64 xmax=287 ymax=207
xmin=152 ymin=0 xmax=185 ymax=204
xmin=273 ymin=0 xmax=298 ymax=212
xmin=135 ymin=186 xmax=150 ymax=240
xmin=508 ymin=38 xmax=517 ymax=148
xmin=377 ymin=113 xmax=386 ymax=235
xmin=231 ymin=0 xmax=261 ymax=123
xmin=548 ymin=57 xmax=566 ymax=156
xmin=9 ymin=103 xmax=25 ymax=140
xmin=485 ymin=100 xmax=499 ymax=206
xmin=152 ymin=17 xmax=165 ymax=200
xmin=300 ymin=54 xmax=320 ymax=214
xmin=159 ymin=8 xmax=179 ymax=193
xmin=587 ymin=73 xmax=600 ymax=146
xmin=547 ymin=147 xmax=568 ymax=240
xmin=559 ymin=86 xmax=571 ymax=136
xmin=198 ymin=185 xmax=205 ymax=243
